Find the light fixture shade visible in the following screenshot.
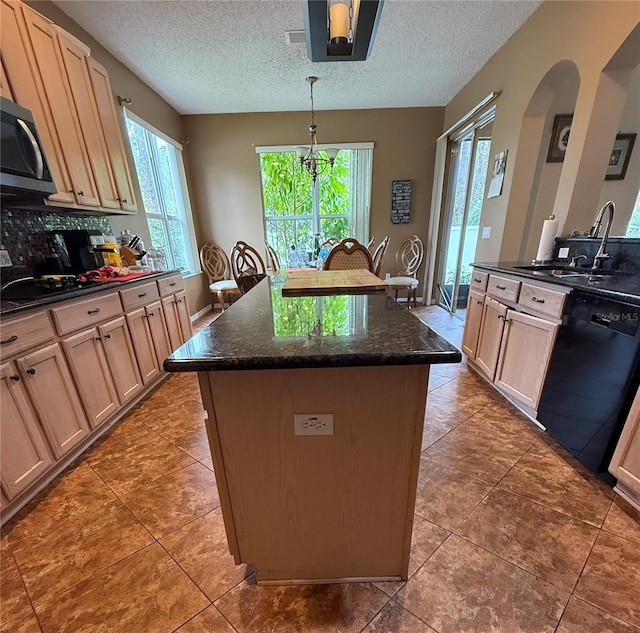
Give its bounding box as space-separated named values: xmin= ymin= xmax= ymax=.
xmin=304 ymin=0 xmax=384 ymax=62
xmin=295 ymin=146 xmax=308 ymax=158
xmin=324 ymin=148 xmax=340 ymax=160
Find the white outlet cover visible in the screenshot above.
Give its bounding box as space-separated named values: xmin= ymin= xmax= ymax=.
xmin=0 ymin=250 xmax=12 ymax=267
xmin=558 ymin=247 xmax=570 ymax=259
xmin=294 ymin=413 xmax=334 ymax=436
xmin=481 ymin=226 xmax=491 ymax=239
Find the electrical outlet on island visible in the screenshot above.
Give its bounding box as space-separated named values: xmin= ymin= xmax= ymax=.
xmin=0 ymin=249 xmax=12 ymax=267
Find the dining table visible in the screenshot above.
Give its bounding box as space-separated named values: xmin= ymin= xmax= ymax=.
xmin=281 ymin=268 xmax=387 ymax=297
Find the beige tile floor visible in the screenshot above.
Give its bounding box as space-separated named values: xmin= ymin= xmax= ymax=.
xmin=1 ymin=305 xmax=640 ymax=633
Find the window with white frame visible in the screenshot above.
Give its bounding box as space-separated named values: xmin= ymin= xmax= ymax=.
xmin=125 ymin=111 xmax=199 ymax=275
xmin=256 ymin=143 xmax=373 ymax=267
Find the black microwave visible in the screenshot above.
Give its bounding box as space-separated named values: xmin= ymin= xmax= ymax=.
xmin=0 ymin=96 xmax=57 ymax=201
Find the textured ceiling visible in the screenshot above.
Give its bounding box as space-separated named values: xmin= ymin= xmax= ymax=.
xmin=52 ymin=0 xmax=542 ymax=115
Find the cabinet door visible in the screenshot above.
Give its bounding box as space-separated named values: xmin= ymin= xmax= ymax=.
xmin=495 ymin=310 xmax=558 ymax=410
xmin=146 ymin=301 xmax=171 ymax=368
xmin=0 ymin=361 xmax=52 ymax=499
xmin=20 ymin=3 xmax=99 ymax=206
xmin=162 ymin=295 xmax=182 ymax=352
xmin=475 ymin=296 xmax=507 ymax=380
xmin=0 ymin=0 xmax=73 ymax=203
xmin=57 ymin=33 xmax=120 ymax=210
xmin=85 ymin=56 xmax=137 ymax=212
xmin=609 ymin=387 xmax=640 ymax=503
xmin=17 ymin=343 xmax=90 ymax=459
xmin=99 ymin=316 xmax=142 ymax=404
xmin=174 ymin=291 xmax=193 ymax=342
xmin=62 ymin=327 xmax=119 ymax=428
xmin=0 ymin=56 xmax=14 ymax=100
xmin=126 ymin=307 xmax=160 ymax=385
xmin=461 ymin=289 xmax=485 ymax=360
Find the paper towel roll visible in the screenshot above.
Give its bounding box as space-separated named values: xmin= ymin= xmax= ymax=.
xmin=535 ymin=216 xmax=559 ymax=262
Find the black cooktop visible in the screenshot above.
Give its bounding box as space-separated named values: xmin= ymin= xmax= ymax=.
xmin=0 ymin=278 xmax=92 ymax=300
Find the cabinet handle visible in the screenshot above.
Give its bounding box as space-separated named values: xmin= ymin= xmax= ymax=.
xmin=26 ymin=368 xmax=36 ymax=375
xmin=532 ymin=297 xmax=545 ymax=303
xmin=87 ymin=308 xmax=101 ymax=315
xmin=10 ymin=374 xmax=20 ymax=381
xmin=169 ymin=282 xmax=176 ymax=287
xmin=78 ymin=190 xmax=84 ymax=196
xmin=175 ymin=299 xmax=182 ymax=304
xmin=147 ymin=312 xmax=154 ymax=317
xmin=95 ymin=336 xmax=102 ymax=341
xmin=1 ymin=335 xmax=18 ymax=344
xmin=498 ymin=314 xmax=504 ymax=320
xmin=123 ymin=198 xmax=128 ymax=204
xmin=473 ymin=277 xmax=482 ymax=283
xmin=104 ymin=333 xmax=111 ymax=339
xmin=476 ymin=300 xmax=483 ymax=305
xmin=138 ymin=292 xmax=147 ymax=298
xmin=495 ymin=284 xmax=506 ymax=290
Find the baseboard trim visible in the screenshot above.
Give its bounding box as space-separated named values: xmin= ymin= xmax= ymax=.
xmin=191 ymin=304 xmax=212 ymax=322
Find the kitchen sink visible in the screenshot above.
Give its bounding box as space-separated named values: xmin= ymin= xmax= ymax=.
xmin=513 ymin=264 xmax=628 ymax=277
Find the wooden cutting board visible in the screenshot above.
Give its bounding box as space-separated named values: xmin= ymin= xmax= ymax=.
xmin=281 ymin=269 xmax=387 ymax=296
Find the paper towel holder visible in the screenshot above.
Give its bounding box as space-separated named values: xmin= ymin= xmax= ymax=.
xmin=531 ymin=214 xmax=558 ymax=265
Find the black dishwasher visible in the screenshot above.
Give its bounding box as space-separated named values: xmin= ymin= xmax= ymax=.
xmin=537 ymin=290 xmax=640 ymax=483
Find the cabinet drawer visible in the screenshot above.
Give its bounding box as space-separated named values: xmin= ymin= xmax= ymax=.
xmin=518 ymin=283 xmax=567 ymax=320
xmin=120 ymin=281 xmax=159 ymax=311
xmin=157 ymin=274 xmax=184 ymax=297
xmin=0 ymin=312 xmax=55 ymax=359
xmin=51 ymin=293 xmax=122 ymax=335
xmin=487 ymin=274 xmax=520 ymax=303
xmin=470 ymin=270 xmax=488 ymax=292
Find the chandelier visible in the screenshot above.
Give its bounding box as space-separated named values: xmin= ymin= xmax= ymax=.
xmin=296 ymin=76 xmax=339 ymax=183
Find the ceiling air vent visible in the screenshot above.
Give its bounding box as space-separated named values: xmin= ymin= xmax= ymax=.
xmin=285 ymin=30 xmax=306 ymax=45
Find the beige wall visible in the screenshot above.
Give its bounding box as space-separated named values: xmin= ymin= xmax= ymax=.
xmin=183 ymin=107 xmax=444 ymax=283
xmin=26 ymin=1 xmax=207 ymax=314
xmin=443 ymin=1 xmax=639 ymax=263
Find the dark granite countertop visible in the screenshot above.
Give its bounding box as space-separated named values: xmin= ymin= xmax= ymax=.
xmin=473 ymin=262 xmax=640 ymax=306
xmin=165 ymin=278 xmax=462 ymax=372
xmin=0 ymin=270 xmax=181 ymax=316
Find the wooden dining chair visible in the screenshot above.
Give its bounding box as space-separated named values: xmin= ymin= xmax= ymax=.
xmin=385 ymin=235 xmax=424 ymax=307
xmin=367 ymin=235 xmax=376 ymax=252
xmin=199 ymin=242 xmax=240 ymax=312
xmin=264 ymin=242 xmax=281 ymax=273
xmin=323 ymin=238 xmax=374 ymax=272
xmin=371 ymin=235 xmax=390 ymax=277
xmin=230 ymin=240 xmax=267 ymax=294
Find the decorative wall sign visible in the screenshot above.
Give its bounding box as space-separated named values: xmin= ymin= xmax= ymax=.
xmin=605 ymin=133 xmax=636 ymax=180
xmin=487 ymin=149 xmax=508 ymax=198
xmin=391 ymin=180 xmax=411 ymax=224
xmin=547 ymin=113 xmax=573 ymax=163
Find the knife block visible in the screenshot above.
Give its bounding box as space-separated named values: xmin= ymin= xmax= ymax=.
xmin=120 ymin=246 xmax=138 ymax=267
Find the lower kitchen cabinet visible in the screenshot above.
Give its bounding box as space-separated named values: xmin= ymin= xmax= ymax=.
xmin=610 ymin=386 xmax=640 ymax=510
xmin=0 ymin=361 xmax=53 ymax=499
xmin=162 ymin=290 xmax=193 ymax=351
xmin=16 ymin=343 xmax=91 ymax=460
xmin=146 ymin=300 xmax=171 ymax=367
xmin=62 ymin=327 xmax=120 ymax=428
xmin=98 ymin=316 xmax=142 ymax=404
xmin=461 ymin=289 xmax=485 ymax=359
xmin=126 ymin=307 xmax=161 ymax=385
xmin=475 ymin=296 xmax=507 ymax=380
xmin=494 ymin=310 xmax=558 ymax=410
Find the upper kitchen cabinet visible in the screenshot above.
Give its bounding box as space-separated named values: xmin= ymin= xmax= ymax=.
xmin=0 ymin=57 xmax=14 ymax=100
xmin=0 ymin=0 xmax=138 ymax=214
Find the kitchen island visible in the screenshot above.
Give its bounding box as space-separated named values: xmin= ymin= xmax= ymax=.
xmin=165 ymin=277 xmax=460 ymax=584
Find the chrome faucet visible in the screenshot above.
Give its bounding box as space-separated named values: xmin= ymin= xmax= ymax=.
xmin=589 ymin=200 xmax=615 ymax=270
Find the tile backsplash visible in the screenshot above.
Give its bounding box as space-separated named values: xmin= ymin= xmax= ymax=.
xmin=554 ymin=236 xmax=640 ymax=273
xmin=0 ymin=208 xmax=112 ymax=284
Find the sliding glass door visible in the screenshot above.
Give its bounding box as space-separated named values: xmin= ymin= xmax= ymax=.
xmin=437 ymin=119 xmax=492 ymax=314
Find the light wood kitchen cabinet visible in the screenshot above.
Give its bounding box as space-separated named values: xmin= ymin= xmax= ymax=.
xmin=57 ymin=33 xmax=120 ymax=211
xmin=0 ymin=0 xmax=73 ymax=204
xmin=16 ymin=343 xmax=90 ymax=460
xmin=461 ymin=289 xmax=485 ymax=359
xmin=126 ymin=307 xmax=160 ymax=385
xmin=62 ymin=327 xmax=119 ymax=428
xmin=610 ymin=386 xmax=640 ymax=510
xmin=85 ymin=56 xmax=137 ymax=212
xmin=0 ymin=361 xmax=53 ymax=499
xmin=98 ymin=316 xmax=142 ymax=404
xmin=146 ymin=300 xmax=172 ymax=367
xmin=494 ymin=310 xmax=558 ymax=410
xmin=0 ymin=56 xmax=14 ymax=99
xmin=475 ymin=296 xmax=507 ymax=380
xmin=19 ymin=2 xmax=100 ymax=207
xmin=162 ymin=290 xmax=192 ymax=351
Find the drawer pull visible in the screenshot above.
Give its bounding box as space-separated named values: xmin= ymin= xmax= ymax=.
xmin=169 ymin=282 xmax=176 ymax=287
xmin=532 ymin=297 xmax=545 ymax=304
xmin=1 ymin=335 xmax=18 ymax=345
xmin=473 ymin=277 xmax=482 ymax=283
xmin=87 ymin=308 xmax=101 ymax=315
xmin=10 ymin=374 xmax=20 ymax=381
xmin=104 ymin=333 xmax=111 ymax=339
xmin=95 ymin=336 xmax=102 ymax=341
xmin=26 ymin=368 xmax=36 ymax=375
xmin=138 ymin=292 xmax=147 ymax=298
xmin=495 ymin=284 xmax=506 ymax=290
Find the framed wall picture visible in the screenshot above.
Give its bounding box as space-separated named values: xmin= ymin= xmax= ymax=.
xmin=547 ymin=113 xmax=573 ymax=162
xmin=605 ymin=133 xmax=636 ymax=180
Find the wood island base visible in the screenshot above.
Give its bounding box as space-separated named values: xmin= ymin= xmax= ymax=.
xmin=197 ymin=364 xmax=430 ymax=584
